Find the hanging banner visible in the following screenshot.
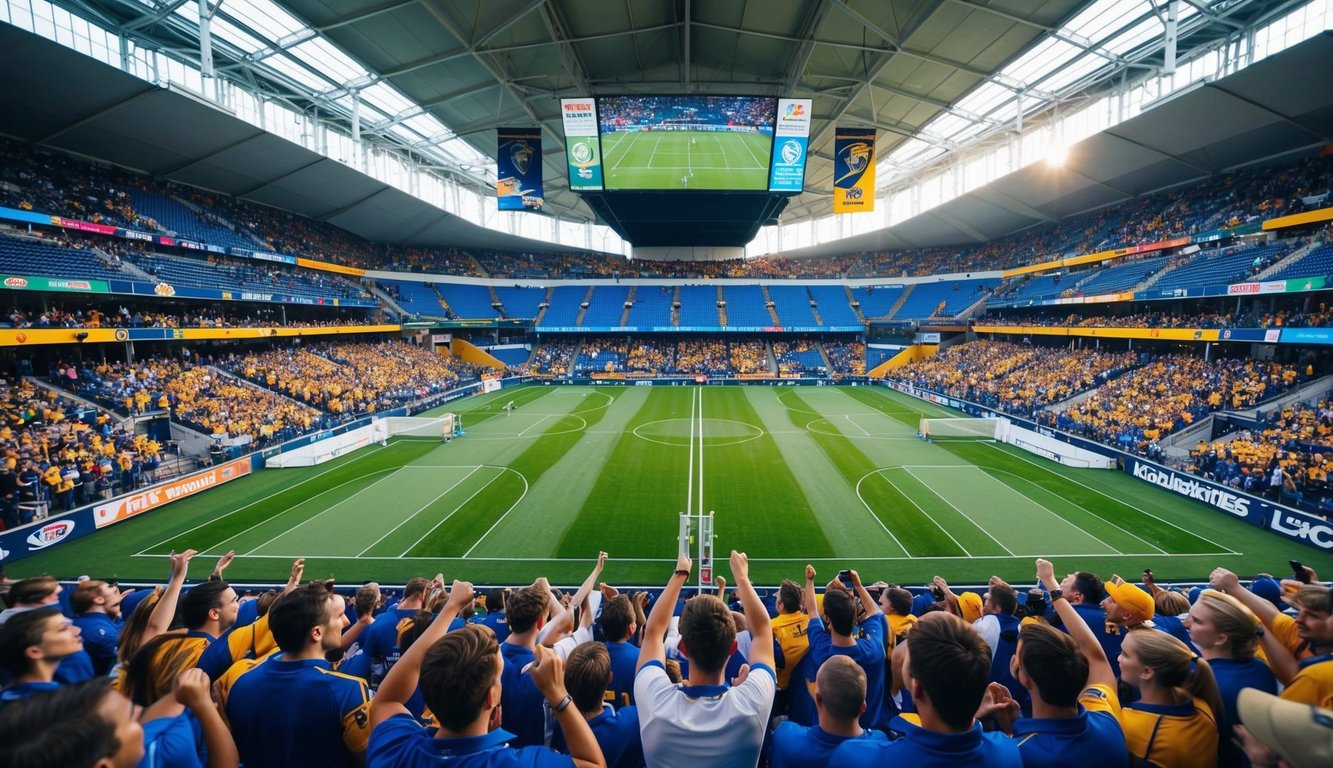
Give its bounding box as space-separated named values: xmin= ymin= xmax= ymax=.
xmin=768 ymin=99 xmax=812 ymax=193
xmin=833 ymin=128 xmax=876 ymax=213
xmin=495 ymin=128 xmax=544 ymax=211
xmin=560 ymin=99 xmax=603 ymax=191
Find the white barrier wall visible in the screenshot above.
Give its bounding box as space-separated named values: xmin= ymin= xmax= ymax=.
xmin=1007 ymin=425 xmax=1116 ymax=469
xmin=265 ymin=423 xmax=378 ymax=468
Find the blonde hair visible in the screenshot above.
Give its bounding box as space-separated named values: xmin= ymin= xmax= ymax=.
xmin=1154 ymin=589 xmax=1190 ymax=617
xmin=1195 ymin=589 xmax=1260 ymax=659
xmin=1128 ymin=628 xmax=1225 ymax=725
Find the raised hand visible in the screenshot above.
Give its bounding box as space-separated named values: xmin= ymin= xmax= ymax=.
xmin=211 ymin=550 xmax=236 ymax=578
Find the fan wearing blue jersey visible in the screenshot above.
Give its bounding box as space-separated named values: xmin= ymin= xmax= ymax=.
xmin=800 ymin=565 xmax=887 ymax=731
xmin=134 ymin=666 xmax=239 ymax=768
xmin=0 ymin=608 xmax=83 ymax=705
xmin=500 ymin=578 xmax=561 ymax=747
xmin=770 ymin=655 xmax=887 ymax=768
xmin=226 ymin=580 xmax=371 ymax=768
xmin=368 ymin=581 xmax=604 ymax=768
xmin=359 ymin=577 xmax=431 ymax=687
xmin=599 ymin=595 xmax=639 ymax=710
xmin=552 ymin=641 xmax=643 ymax=768
xmin=831 ymin=612 xmax=1023 ymax=767
xmin=994 ymin=558 xmax=1128 ymax=768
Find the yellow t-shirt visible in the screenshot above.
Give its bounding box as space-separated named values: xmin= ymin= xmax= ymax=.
xmin=1121 ymin=696 xmax=1218 ymax=768
xmin=770 ymin=611 xmax=810 ymax=690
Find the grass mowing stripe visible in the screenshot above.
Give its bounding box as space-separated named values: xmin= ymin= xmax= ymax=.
xmin=702 ymin=388 xmax=833 ymax=558
xmin=408 ymin=389 xmax=627 ymax=556
xmin=555 ymin=389 xmax=695 ymax=558
xmin=782 ymin=389 xmax=964 ymax=556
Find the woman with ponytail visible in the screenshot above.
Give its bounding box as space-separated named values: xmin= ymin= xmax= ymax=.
xmin=1118 ymin=628 xmax=1224 ymax=767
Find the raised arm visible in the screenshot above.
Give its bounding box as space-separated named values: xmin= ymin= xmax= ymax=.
xmin=731 ymin=551 xmax=773 ymax=670
xmin=802 ymin=564 xmax=819 ymax=617
xmin=371 ymin=580 xmax=473 ymax=728
xmin=1037 ymin=559 xmax=1115 ymax=689
xmin=176 ymin=668 xmax=240 ymax=768
xmin=849 ymin=569 xmax=881 ymax=619
xmin=637 ymin=552 xmax=690 ymax=672
xmin=1210 ymin=568 xmax=1282 ymax=628
xmin=542 ymin=553 xmax=607 ymax=645
xmin=144 ymin=549 xmax=197 ymax=642
xmin=210 ymin=550 xmax=236 ymax=581
xmin=282 ymin=557 xmax=305 ymax=595
xmin=530 ymin=644 xmax=606 ymax=768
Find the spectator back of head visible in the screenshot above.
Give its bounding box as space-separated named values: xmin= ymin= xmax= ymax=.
xmin=1016 ymin=623 xmax=1088 ymax=708
xmin=419 ymin=625 xmax=501 ymax=732
xmin=907 ymin=613 xmax=992 ymax=731
xmin=565 ymin=641 xmax=612 ymax=713
xmin=600 ymin=595 xmax=634 ymax=642
xmin=679 ymin=594 xmax=735 ymax=675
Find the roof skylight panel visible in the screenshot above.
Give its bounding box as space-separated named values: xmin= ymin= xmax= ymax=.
xmin=266 ymin=53 xmax=335 ymax=90
xmin=361 ymin=82 xmax=416 ymax=116
xmin=1000 ymin=37 xmax=1080 ymax=87
xmin=223 ymin=0 xmax=306 ymax=41
xmin=207 ymin=16 xmax=269 ymax=55
xmin=292 ymin=38 xmax=366 ymax=85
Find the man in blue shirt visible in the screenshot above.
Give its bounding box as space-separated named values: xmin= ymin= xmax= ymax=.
xmin=553 ymin=641 xmax=642 ymax=768
xmin=599 ymin=596 xmax=639 ymax=709
xmin=358 ymin=576 xmax=430 ymax=687
xmin=368 ymin=581 xmax=602 ymax=768
xmin=70 ymin=580 xmax=124 ymax=677
xmin=499 ymin=578 xmax=557 ymax=747
xmin=0 ymin=608 xmax=85 ymax=705
xmin=479 ymin=588 xmax=510 ymax=643
xmin=831 ymin=612 xmax=1022 ymax=767
xmin=771 ymin=655 xmax=886 ymax=768
xmin=227 ymin=580 xmax=371 ymax=768
xmin=1002 ymin=558 xmax=1128 ymax=768
xmin=801 ymin=565 xmax=887 ymax=730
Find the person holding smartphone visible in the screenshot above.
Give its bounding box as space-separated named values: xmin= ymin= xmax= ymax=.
xmin=802 ymin=565 xmax=888 ymax=731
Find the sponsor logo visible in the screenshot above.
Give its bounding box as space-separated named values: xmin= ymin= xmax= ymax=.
xmin=509 ymin=141 xmax=534 ymax=175
xmin=124 ymin=230 xmax=153 ymax=242
xmin=27 ymin=520 xmax=75 ymax=550
xmin=154 ymin=282 xmax=176 ymax=297
xmin=15 ymin=332 xmax=26 ymax=344
xmin=114 ymin=329 xmax=128 ymax=341
xmin=50 ymin=280 xmax=92 ymax=291
xmin=1132 ymin=462 xmax=1250 ymax=516
xmin=838 ymin=141 xmax=873 ymax=175
xmin=844 ymin=187 xmax=863 ymax=200
xmin=780 ymin=140 xmax=803 ymax=165
xmin=1269 ymin=512 xmax=1333 ymax=549
xmin=570 ymin=140 xmax=595 ymax=166
xmin=783 ymin=102 xmax=806 ymax=119
xmin=4 ymin=277 xmax=28 ymax=288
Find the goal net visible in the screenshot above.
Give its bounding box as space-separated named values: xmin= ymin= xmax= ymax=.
xmin=919 ymin=416 xmax=1009 ymax=441
xmin=384 ymin=414 xmax=462 ymax=441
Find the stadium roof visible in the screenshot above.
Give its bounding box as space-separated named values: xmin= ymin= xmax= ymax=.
xmin=3 ymin=0 xmax=1330 ymax=252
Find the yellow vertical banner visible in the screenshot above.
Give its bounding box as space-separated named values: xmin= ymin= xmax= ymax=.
xmin=833 ymin=127 xmax=876 ymax=213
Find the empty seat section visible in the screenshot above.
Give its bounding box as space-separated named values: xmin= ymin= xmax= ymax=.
xmin=627 ymin=286 xmax=675 ymax=327
xmin=129 ymin=191 xmax=255 ymax=250
xmin=1271 ymin=244 xmax=1333 ymax=280
xmin=0 ymin=236 xmax=126 ymax=282
xmin=895 ymin=279 xmax=989 ymax=319
xmin=485 ymin=347 xmax=532 ymax=367
xmin=1151 ymin=245 xmax=1279 ymax=291
xmin=767 ymin=285 xmax=818 ymax=326
xmin=1076 ymin=255 xmax=1171 ymax=294
xmin=866 ymin=347 xmax=897 ymax=370
xmin=807 ymin=286 xmax=861 ymax=326
xmin=494 ymin=287 xmax=545 ymax=319
xmin=850 ymin=285 xmax=905 ymax=320
xmin=582 ymin=286 xmax=631 ymax=326
xmin=539 ymin=286 xmax=587 ymax=327
xmin=678 ymin=285 xmax=720 ymax=327
xmin=1006 ymin=274 xmax=1067 ymax=303
xmin=383 ymin=280 xmax=446 ymax=317
xmin=722 ymin=285 xmax=770 ymax=326
xmin=436 ymin=284 xmax=498 ymax=318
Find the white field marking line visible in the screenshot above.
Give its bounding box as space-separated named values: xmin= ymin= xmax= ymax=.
xmin=142 ymin=551 xmax=1235 ymax=563
xmin=804 ymin=419 xmax=922 ymax=441
xmin=738 ymin=132 xmax=766 ymax=169
xmin=978 ymin=465 xmax=1167 ymax=556
xmin=647 ymin=134 xmax=664 ymax=168
xmin=697 ymin=385 xmax=704 ymax=517
xmin=953 ymin=465 xmax=1130 ymax=557
xmin=715 ymin=134 xmax=729 ymax=169
xmin=134 ymin=450 xmax=391 ymax=555
xmin=685 ymin=385 xmax=696 ymax=516
xmin=243 ymin=468 xmax=411 ymax=556
xmin=356 ymin=465 xmax=485 ymax=556
xmin=515 ymin=414 xmax=553 ymax=438
xmin=984 ymin=442 xmax=1241 ymax=555
xmin=900 ymin=465 xmax=1016 ymax=556
xmin=687 ymin=134 xmax=692 ymax=176
xmin=870 ymin=469 xmax=970 ymax=557
xmin=607 ymin=131 xmax=633 ymax=170
xmin=849 ymin=471 xmax=911 ymax=556
xmin=460 ymin=468 xmax=533 ymax=558
xmin=843 ymin=414 xmax=872 ymax=437
xmin=403 ymin=467 xmax=511 ymax=557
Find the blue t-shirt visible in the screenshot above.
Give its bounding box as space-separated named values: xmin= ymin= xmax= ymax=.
xmin=1153 ymin=615 xmax=1192 ymax=647
xmin=225 ymin=655 xmax=372 ymax=768
xmin=72 ymin=613 xmax=121 ymax=676
xmin=481 ymin=612 xmax=511 ymax=644
xmin=806 ymin=614 xmax=887 ymax=730
xmin=605 ymin=641 xmax=639 ymax=709
xmin=0 ymin=680 xmax=60 ymax=706
xmin=499 ymin=642 xmax=546 ymax=748
xmin=367 ymin=717 xmax=573 ymax=768
xmin=361 ymin=608 xmax=419 ymax=685
xmin=785 ymin=654 xmax=819 ymax=726
xmin=770 ymin=722 xmax=887 ymax=768
xmin=1211 ymin=657 xmax=1278 ymax=768
xmin=140 ymin=711 xmax=205 ymax=768
xmin=54 ymin=650 xmax=95 ymax=686
xmin=1011 ymin=707 xmax=1128 ymax=768
xmin=831 ymin=716 xmax=1023 ymax=768
xmin=551 ymin=704 xmax=643 ymax=768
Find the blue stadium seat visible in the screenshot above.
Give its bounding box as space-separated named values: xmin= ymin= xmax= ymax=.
xmin=539 ymin=285 xmax=587 ymax=327
xmin=807 ymin=286 xmax=861 ymax=326
xmin=767 ymin=285 xmax=818 ymax=326
xmin=678 ymin=285 xmax=720 ymax=327
xmin=582 ymin=286 xmax=631 ymax=327
xmin=722 ymin=285 xmax=770 ymax=327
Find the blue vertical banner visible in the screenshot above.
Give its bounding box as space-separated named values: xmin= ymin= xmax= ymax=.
xmin=833 ymin=127 xmax=876 ymax=213
xmin=769 ymin=98 xmax=812 ymax=192
xmin=496 ymin=128 xmax=544 ymax=211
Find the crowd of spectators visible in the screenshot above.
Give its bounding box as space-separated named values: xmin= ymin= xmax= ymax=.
xmin=676 ymin=340 xmax=732 ymax=376
xmin=1041 ymin=355 xmax=1306 ymax=451
xmin=532 ymin=340 xmax=579 ymax=376
xmin=978 ymin=305 xmax=1333 ymax=330
xmin=597 ymin=95 xmax=776 ymax=131
xmin=2 ymin=544 xmax=1331 ymax=768
xmin=1193 ymin=402 xmax=1333 ymax=510
xmin=626 ymin=338 xmax=675 ymax=374
xmin=772 ymin=339 xmax=823 ymax=375
xmin=822 ymin=340 xmax=866 ymax=376
xmin=4 ymin=304 xmax=372 ymax=330
xmin=729 ymin=340 xmax=770 ymax=375
xmin=892 ymin=341 xmax=1138 ymax=415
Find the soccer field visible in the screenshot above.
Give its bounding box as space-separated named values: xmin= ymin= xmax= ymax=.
xmin=15 ymin=385 xmax=1333 ymax=586
xmin=603 ymin=130 xmax=773 ymax=190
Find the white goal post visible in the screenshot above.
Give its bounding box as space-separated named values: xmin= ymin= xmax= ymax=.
xmin=919 ymin=416 xmax=1010 ymax=441
xmin=382 ymin=414 xmax=462 ymax=441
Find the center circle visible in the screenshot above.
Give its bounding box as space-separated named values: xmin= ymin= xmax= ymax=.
xmin=633 ymin=418 xmax=764 ymax=447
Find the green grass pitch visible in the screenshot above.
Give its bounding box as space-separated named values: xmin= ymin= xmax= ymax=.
xmin=602 ymin=130 xmax=773 ymax=190
xmin=14 ymin=384 xmax=1333 ymax=587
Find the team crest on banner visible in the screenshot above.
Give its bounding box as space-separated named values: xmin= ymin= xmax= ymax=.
xmin=496 ymin=128 xmax=545 ymax=211
xmin=833 ymin=128 xmax=876 ymax=213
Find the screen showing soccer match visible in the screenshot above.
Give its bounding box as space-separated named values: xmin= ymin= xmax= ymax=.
xmin=596 ymin=95 xmax=778 ymax=191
